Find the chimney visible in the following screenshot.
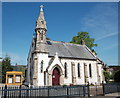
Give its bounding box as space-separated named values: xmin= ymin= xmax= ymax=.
xmin=81 ymin=39 xmax=85 ymax=45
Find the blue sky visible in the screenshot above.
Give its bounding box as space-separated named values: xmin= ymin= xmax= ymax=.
xmin=2 ymin=2 xmax=118 ymax=65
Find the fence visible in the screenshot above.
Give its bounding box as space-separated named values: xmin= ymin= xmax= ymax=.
xmin=0 ymin=85 xmax=89 ymax=98
xmin=0 ymin=82 xmax=120 ymax=98
xmin=103 ymin=82 xmax=120 ymax=94
xmin=89 ymin=82 xmax=120 ymax=96
xmin=89 ymin=85 xmax=103 ymax=96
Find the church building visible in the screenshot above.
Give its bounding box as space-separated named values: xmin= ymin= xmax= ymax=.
xmin=26 ymin=5 xmax=105 ymax=86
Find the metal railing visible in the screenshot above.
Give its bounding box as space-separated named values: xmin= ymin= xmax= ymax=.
xmin=0 ymin=82 xmax=120 ymax=97
xmin=103 ymin=82 xmax=120 ymax=94
xmin=0 ymin=85 xmax=89 ymax=98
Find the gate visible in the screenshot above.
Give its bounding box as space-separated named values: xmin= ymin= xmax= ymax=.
xmin=89 ymin=84 xmax=103 ymax=96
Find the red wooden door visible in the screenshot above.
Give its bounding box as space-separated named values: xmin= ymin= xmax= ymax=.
xmin=52 ymin=67 xmax=60 ymax=85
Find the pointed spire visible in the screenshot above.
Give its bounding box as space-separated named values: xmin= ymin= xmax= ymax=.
xmin=35 ymin=5 xmax=47 ymax=31
xmin=35 ymin=5 xmax=48 ymax=53
xmin=39 ymin=5 xmax=45 ymax=20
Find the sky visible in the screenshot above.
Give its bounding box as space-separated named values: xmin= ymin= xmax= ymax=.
xmin=2 ymin=2 xmax=118 ymax=65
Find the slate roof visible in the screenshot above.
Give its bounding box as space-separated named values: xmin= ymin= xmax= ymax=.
xmin=46 ymin=40 xmax=96 ymax=60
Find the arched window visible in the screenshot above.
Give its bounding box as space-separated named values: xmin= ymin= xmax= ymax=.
xmin=64 ymin=62 xmax=67 ymax=78
xmin=78 ymin=63 xmax=80 ymax=77
xmin=41 ymin=60 xmax=43 ymax=73
xmin=89 ymin=64 xmax=92 ymax=77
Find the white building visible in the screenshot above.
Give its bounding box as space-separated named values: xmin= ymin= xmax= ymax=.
xmin=26 ymin=5 xmax=105 ymax=86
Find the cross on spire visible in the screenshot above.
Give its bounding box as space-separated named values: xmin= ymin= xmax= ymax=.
xmin=40 ymin=5 xmax=43 ymax=11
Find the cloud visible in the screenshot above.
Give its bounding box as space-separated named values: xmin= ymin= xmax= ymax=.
xmin=96 ymin=32 xmax=118 ymax=41
xmin=80 ymin=3 xmax=118 ymax=39
xmin=80 ymin=3 xmax=118 ymax=65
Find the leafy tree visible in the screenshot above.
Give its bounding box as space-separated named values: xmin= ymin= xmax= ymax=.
xmin=70 ymin=32 xmax=97 ymax=54
xmin=103 ymin=71 xmax=111 ymax=83
xmin=114 ymin=70 xmax=120 ymax=82
xmin=46 ymin=37 xmax=51 ymax=40
xmin=2 ymin=55 xmax=13 ymax=83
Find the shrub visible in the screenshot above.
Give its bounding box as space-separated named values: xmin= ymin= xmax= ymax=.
xmin=114 ymin=70 xmax=120 ymax=82
xmin=103 ymin=71 xmax=110 ymax=83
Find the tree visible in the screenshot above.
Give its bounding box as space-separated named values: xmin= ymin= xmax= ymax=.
xmin=103 ymin=71 xmax=111 ymax=83
xmin=70 ymin=32 xmax=98 ymax=54
xmin=46 ymin=37 xmax=51 ymax=40
xmin=114 ymin=70 xmax=120 ymax=82
xmin=2 ymin=55 xmax=13 ymax=83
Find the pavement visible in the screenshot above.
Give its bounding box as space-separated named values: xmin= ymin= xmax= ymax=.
xmin=69 ymin=93 xmax=120 ymax=98
xmin=103 ymin=92 xmax=120 ymax=98
xmin=86 ymin=92 xmax=120 ymax=98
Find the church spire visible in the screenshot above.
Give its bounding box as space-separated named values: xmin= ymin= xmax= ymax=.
xmin=35 ymin=5 xmax=48 ymax=53
xmin=35 ymin=5 xmax=47 ymax=31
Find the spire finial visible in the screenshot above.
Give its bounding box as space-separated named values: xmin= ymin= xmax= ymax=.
xmin=40 ymin=5 xmax=43 ymax=11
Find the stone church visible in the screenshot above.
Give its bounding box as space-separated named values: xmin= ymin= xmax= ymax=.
xmin=26 ymin=5 xmax=105 ymax=86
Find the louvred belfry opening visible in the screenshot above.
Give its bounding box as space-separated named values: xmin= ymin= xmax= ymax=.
xmin=52 ymin=67 xmax=60 ymax=85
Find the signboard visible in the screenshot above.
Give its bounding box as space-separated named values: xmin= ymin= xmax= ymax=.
xmin=8 ymin=78 xmax=13 ymax=83
xmin=16 ymin=75 xmax=20 ymax=83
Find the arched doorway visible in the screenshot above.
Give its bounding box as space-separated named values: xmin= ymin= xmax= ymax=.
xmin=52 ymin=67 xmax=60 ymax=85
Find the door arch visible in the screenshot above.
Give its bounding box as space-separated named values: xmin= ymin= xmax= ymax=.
xmin=52 ymin=67 xmax=60 ymax=85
